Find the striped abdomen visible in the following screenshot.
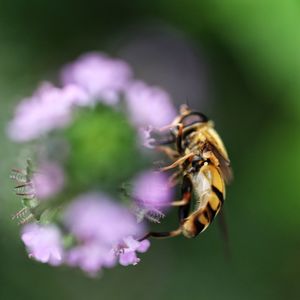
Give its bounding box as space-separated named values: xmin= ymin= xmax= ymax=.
xmin=182 ymin=163 xmax=225 ymax=238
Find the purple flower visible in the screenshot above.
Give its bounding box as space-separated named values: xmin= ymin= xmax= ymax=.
xmin=133 ymin=170 xmax=174 ymax=211
xmin=61 ymin=52 xmax=132 ymax=105
xmin=32 ymin=161 xmax=65 ymax=200
xmin=117 ymin=236 xmax=150 ymax=266
xmin=63 ymin=193 xmax=148 ymax=275
xmin=125 ymin=80 xmax=177 ymax=128
xmin=21 ymin=223 xmax=64 ymax=266
xmin=64 ymin=193 xmax=143 ymax=245
xmin=66 ymin=241 xmax=117 ymax=277
xmin=7 ymin=82 xmax=88 ymax=142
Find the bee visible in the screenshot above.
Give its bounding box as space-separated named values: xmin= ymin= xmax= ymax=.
xmin=140 ymin=105 xmax=232 ymax=240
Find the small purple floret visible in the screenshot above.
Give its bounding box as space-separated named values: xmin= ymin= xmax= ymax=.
xmin=7 ymin=82 xmax=88 ymax=142
xmin=61 ymin=52 xmax=132 ymax=105
xmin=117 ymin=236 xmax=151 ymax=266
xmin=64 ymin=193 xmax=143 ymax=245
xmin=63 ymin=193 xmax=147 ymax=275
xmin=125 ymin=80 xmax=177 ymax=128
xmin=33 ymin=161 xmax=65 ymax=200
xmin=21 ymin=223 xmax=64 ymax=266
xmin=66 ymin=241 xmax=117 ymax=277
xmin=133 ymin=170 xmax=174 ymax=211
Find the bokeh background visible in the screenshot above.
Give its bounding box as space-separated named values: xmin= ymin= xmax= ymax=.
xmin=1 ymin=1 xmax=300 ymax=299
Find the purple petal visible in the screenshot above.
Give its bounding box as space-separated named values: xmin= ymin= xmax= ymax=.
xmin=60 ymin=52 xmax=132 ymax=105
xmin=119 ymin=251 xmax=140 ymax=266
xmin=33 ymin=161 xmax=65 ymax=200
xmin=133 ymin=170 xmax=174 ymax=210
xmin=21 ymin=224 xmax=64 ymax=266
xmin=65 ymin=242 xmax=117 ymax=276
xmin=125 ymin=80 xmax=177 ymax=128
xmin=137 ymin=240 xmax=151 ymax=253
xmin=123 ymin=236 xmax=140 ymax=251
xmin=7 ymin=82 xmax=88 ymax=142
xmin=64 ymin=193 xmax=144 ymax=245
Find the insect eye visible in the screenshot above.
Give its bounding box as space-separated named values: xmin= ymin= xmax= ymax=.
xmin=181 ymin=112 xmax=208 ymax=127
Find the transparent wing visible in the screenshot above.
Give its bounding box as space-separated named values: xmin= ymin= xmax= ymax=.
xmin=207 ymin=142 xmax=233 ymax=185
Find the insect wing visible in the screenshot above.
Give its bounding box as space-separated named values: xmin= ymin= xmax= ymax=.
xmin=209 ymin=142 xmax=233 ymax=184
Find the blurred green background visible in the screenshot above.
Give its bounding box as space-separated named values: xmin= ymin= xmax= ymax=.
xmin=1 ymin=1 xmax=300 ymax=299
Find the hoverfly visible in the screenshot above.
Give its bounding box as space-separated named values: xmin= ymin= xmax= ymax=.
xmin=140 ymin=105 xmax=232 ymax=240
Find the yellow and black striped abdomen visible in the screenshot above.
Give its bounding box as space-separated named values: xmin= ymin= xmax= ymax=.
xmin=182 ymin=163 xmax=225 ymax=238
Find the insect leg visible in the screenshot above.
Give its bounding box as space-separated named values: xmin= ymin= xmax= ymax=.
xmin=155 ymin=146 xmax=179 ymax=160
xmin=160 ymin=152 xmax=194 ymax=171
xmin=168 ymin=180 xmax=192 ymax=208
xmin=178 ymin=176 xmax=193 ymax=222
xmin=138 ymin=228 xmax=182 ymax=241
xmin=140 ymin=193 xmax=190 ymax=209
xmin=174 ymin=123 xmax=184 ymax=153
xmin=168 ymin=171 xmax=181 ymax=187
xmin=138 ymin=177 xmax=192 ymax=241
xmin=152 ymin=191 xmax=191 ymax=208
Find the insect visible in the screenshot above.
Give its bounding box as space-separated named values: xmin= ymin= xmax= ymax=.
xmin=140 ymin=104 xmax=233 ymax=240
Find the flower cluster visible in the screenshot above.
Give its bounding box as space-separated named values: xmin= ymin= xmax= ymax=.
xmin=21 ymin=193 xmax=151 ymax=276
xmin=7 ymin=83 xmax=89 ymax=142
xmin=8 ymin=52 xmax=176 ymax=143
xmin=8 ymin=52 xmax=176 ymax=277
